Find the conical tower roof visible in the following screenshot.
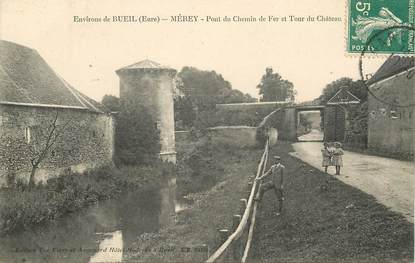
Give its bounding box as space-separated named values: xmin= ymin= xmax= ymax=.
xmin=116 ymin=59 xmax=175 ymax=74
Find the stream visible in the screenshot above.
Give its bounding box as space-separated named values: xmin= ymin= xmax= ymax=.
xmin=0 ymin=177 xmax=190 ymax=263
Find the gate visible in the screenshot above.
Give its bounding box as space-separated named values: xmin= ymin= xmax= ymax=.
xmin=323 ymin=106 xmax=346 ymax=142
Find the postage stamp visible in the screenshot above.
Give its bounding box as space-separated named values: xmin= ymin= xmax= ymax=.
xmin=347 ymin=0 xmax=415 ymax=54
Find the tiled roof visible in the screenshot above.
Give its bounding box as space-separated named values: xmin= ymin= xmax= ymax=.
xmin=366 ymin=56 xmax=414 ymax=86
xmin=0 ymin=40 xmax=107 ymax=113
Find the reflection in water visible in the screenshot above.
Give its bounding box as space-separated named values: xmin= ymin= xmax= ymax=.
xmin=0 ymin=177 xmax=185 ymax=263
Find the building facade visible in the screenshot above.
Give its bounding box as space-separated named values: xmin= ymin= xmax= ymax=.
xmin=0 ymin=40 xmax=114 ymax=186
xmin=367 ymin=56 xmax=415 ymax=160
xmin=116 ymin=60 xmax=177 ymax=163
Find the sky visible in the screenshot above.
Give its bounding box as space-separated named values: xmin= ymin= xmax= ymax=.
xmin=0 ymin=0 xmax=385 ymax=102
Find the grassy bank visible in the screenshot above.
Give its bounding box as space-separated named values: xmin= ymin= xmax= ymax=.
xmin=251 ymin=141 xmax=413 ymax=263
xmin=0 ymin=164 xmax=172 ymax=236
xmin=124 ymin=140 xmax=264 ymax=262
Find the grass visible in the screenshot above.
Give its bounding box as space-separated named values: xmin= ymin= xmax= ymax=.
xmin=124 ymin=140 xmax=264 ymax=262
xmin=251 ymin=141 xmax=414 ymax=263
xmin=0 ymin=164 xmax=172 ymax=236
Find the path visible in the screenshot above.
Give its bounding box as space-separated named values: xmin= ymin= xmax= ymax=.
xmin=290 ymin=142 xmax=415 ymax=222
xmin=298 ymin=129 xmax=324 ymax=141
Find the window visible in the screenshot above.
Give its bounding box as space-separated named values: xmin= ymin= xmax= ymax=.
xmin=24 ymin=127 xmax=31 ymax=144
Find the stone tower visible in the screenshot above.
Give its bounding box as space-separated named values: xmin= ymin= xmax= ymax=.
xmin=116 ymin=59 xmax=177 ymax=163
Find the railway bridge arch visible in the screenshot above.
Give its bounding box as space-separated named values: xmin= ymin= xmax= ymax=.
xmin=259 ymin=104 xmax=347 ymax=142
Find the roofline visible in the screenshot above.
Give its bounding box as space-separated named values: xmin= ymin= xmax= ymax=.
xmin=0 ymin=101 xmax=107 ymax=113
xmin=368 ymin=66 xmax=415 ymax=87
xmin=327 ymin=87 xmax=361 ymax=104
xmin=115 ymin=59 xmax=176 ymax=73
xmin=115 ymin=67 xmax=177 ymax=75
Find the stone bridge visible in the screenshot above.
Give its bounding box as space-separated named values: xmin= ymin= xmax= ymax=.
xmin=259 ymin=104 xmax=346 ymax=142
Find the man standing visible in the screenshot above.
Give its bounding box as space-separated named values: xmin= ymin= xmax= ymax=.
xmin=254 ymin=156 xmax=285 ymax=216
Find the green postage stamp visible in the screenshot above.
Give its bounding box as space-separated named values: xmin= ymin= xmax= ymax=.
xmin=347 ymin=0 xmax=415 ymax=54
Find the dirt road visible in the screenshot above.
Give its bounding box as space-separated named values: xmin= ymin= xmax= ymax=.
xmin=251 ymin=141 xmax=413 ymax=263
xmin=298 ymin=128 xmax=324 ymax=141
xmin=291 ymin=142 xmax=415 ymax=222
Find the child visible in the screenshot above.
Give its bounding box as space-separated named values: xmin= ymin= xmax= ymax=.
xmin=321 ymin=142 xmax=332 ymax=173
xmin=332 ymin=142 xmax=344 ymax=175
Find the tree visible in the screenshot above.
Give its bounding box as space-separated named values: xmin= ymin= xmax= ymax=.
xmin=175 ymin=66 xmax=256 ymax=129
xmin=257 ymin=67 xmax=296 ymax=102
xmin=299 ymin=113 xmax=312 ymax=131
xmin=102 ymin=95 xmax=120 ymax=112
xmin=114 ymin=100 xmax=161 ymax=166
xmin=29 ymin=110 xmax=72 ymax=187
xmin=174 ymin=96 xmax=196 ymax=129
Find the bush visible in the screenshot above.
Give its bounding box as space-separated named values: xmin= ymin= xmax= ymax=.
xmin=176 ymin=137 xmax=225 ymax=195
xmin=114 ymin=102 xmax=161 ymax=166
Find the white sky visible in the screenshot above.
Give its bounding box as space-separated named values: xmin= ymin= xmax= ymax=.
xmin=0 ymin=0 xmax=385 ymax=102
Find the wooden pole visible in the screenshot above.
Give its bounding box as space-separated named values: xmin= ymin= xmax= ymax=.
xmin=206 ymin=142 xmax=268 ymax=263
xmin=218 ymin=229 xmax=229 ymax=243
xmin=201 ymin=244 xmax=209 ymax=261
xmin=232 ymin=215 xmax=241 ymax=232
xmin=242 ymin=140 xmax=270 ymax=263
xmin=239 ymin=199 xmax=247 ymax=215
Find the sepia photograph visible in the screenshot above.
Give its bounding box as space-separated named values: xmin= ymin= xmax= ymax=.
xmin=0 ymin=0 xmax=414 ymax=262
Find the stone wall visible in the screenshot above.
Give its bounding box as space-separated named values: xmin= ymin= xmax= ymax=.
xmin=207 ymin=126 xmax=258 ymax=148
xmin=215 ymin=102 xmax=289 ymax=127
xmin=368 ymin=70 xmax=415 ymax=159
xmin=0 ymin=105 xmax=114 ymax=185
xmin=257 ymin=108 xmax=296 ymax=141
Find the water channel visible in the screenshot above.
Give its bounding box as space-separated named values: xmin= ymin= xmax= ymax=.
xmin=0 ymin=177 xmax=190 ymax=263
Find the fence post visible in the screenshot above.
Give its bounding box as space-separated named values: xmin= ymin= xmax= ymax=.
xmin=218 ymin=229 xmax=229 ymax=261
xmin=239 ymin=199 xmax=247 ymax=215
xmin=218 ymin=229 xmax=229 ymax=243
xmin=202 ymin=244 xmax=209 ymax=261
xmin=232 ymin=214 xmax=241 ymax=232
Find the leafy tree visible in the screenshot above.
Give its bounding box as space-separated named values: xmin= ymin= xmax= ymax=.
xmin=299 ymin=113 xmax=312 ymax=131
xmin=175 ymin=67 xmax=256 ymax=129
xmin=174 ymin=96 xmax=196 ymax=129
xmin=101 ymin=95 xmax=121 ymax=112
xmin=101 ymin=95 xmax=160 ymax=166
xmin=257 ymin=67 xmax=296 ymax=102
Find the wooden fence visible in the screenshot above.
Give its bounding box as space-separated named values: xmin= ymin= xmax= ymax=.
xmin=206 ymin=139 xmax=270 ymax=262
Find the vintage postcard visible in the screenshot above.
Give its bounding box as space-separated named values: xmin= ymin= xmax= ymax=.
xmin=0 ymin=0 xmax=414 ymax=263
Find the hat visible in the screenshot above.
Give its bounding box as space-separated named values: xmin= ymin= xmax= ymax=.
xmin=273 ymin=156 xmax=281 ymax=160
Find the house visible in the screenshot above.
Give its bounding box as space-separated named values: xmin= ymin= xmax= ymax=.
xmin=0 ymin=40 xmax=114 ymax=186
xmin=366 ymin=56 xmax=415 ymax=159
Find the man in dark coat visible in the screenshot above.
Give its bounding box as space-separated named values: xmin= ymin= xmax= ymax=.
xmin=254 ymin=155 xmax=285 ymax=215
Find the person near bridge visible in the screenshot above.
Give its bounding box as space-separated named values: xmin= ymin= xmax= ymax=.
xmin=254 ymin=156 xmax=285 ymax=216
